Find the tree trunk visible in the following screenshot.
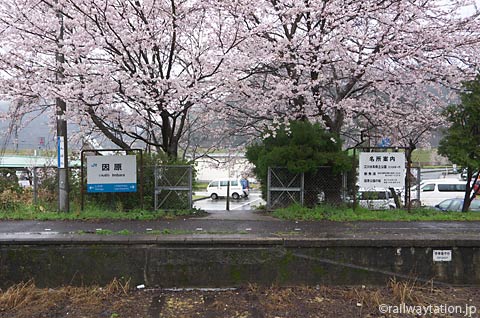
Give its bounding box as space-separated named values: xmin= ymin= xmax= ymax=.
xmin=463 ymin=168 xmax=474 ymax=212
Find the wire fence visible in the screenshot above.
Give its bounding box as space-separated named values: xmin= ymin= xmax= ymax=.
xmin=30 ymin=166 xmax=147 ymax=211
xmin=266 ymin=165 xmax=422 ymax=210
xmin=0 ymin=164 xmax=190 ymax=212
xmin=267 ymin=167 xmax=351 ymax=209
xmin=0 ymin=162 xmax=429 ymax=212
xmin=154 ymin=165 xmax=193 ymax=210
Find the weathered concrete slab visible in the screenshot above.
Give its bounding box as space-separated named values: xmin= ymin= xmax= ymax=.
xmin=1 ymin=237 xmax=479 ymax=288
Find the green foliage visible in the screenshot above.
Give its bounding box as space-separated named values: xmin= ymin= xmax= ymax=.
xmin=246 ymin=120 xmax=351 ymax=200
xmin=438 ymin=75 xmax=480 ymax=170
xmin=0 ymin=169 xmax=23 ymax=211
xmin=438 ymin=75 xmax=480 ymax=211
xmin=247 ymin=121 xmax=350 ymax=174
xmin=0 ymin=202 xmax=204 ymax=220
xmin=0 ymin=168 xmax=21 ymax=193
xmin=272 ymin=203 xmax=480 ymax=221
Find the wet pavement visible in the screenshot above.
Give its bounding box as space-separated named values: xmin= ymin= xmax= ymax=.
xmin=2 ymin=217 xmax=480 ymax=241
xmin=193 ymin=192 xmax=266 ymax=212
xmin=2 ymin=181 xmax=480 ymax=241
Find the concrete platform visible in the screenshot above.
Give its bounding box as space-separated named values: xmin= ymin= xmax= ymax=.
xmin=1 ymin=219 xmax=480 ymax=288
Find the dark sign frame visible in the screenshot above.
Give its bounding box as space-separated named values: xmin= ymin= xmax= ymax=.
xmin=353 ymin=146 xmax=412 ymax=212
xmin=80 ymin=149 xmax=144 ymax=211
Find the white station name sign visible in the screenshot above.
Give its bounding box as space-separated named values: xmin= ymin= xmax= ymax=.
xmin=86 ymin=155 xmax=137 ymax=193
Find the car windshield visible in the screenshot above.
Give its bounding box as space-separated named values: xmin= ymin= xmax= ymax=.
xmin=470 ymin=200 xmax=480 ymax=210
xmin=437 ymin=199 xmax=452 ymax=210
xmin=359 ymin=191 xmax=388 ymax=200
xmin=449 ymin=199 xmax=463 ymax=211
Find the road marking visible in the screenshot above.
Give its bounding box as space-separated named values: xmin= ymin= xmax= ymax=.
xmin=231 ymin=198 xmax=263 ymax=210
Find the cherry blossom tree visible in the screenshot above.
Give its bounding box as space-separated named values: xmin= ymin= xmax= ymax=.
xmin=0 ymin=0 xmax=245 ymax=159
xmin=1 ymin=0 xmax=479 ymax=160
xmin=221 ymin=0 xmax=480 ymax=143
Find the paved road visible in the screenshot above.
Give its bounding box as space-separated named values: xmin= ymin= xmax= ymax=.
xmin=193 ymin=192 xmax=266 ymax=212
xmin=421 ymin=170 xmax=461 ymax=181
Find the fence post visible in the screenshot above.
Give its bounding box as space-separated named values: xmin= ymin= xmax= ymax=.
xmin=300 ymin=172 xmax=305 ymax=206
xmin=154 ymin=165 xmax=158 ymax=210
xmin=342 ymin=172 xmax=347 ymax=203
xmin=33 ymin=167 xmax=38 ymax=205
xmin=139 ymin=150 xmax=144 ymax=210
xmin=416 ymin=167 xmax=421 ymax=202
xmin=353 ymin=148 xmax=357 ymax=211
xmin=267 ymin=167 xmax=271 ymax=209
xmin=188 ymin=166 xmax=193 ymax=209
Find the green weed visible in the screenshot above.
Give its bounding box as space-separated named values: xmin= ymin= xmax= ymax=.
xmin=272 ymin=203 xmax=480 ymax=221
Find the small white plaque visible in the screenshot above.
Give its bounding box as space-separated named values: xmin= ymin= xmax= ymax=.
xmin=433 ymin=250 xmax=452 ymax=262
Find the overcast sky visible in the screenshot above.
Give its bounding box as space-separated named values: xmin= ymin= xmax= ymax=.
xmin=0 ymin=102 xmax=55 ymax=152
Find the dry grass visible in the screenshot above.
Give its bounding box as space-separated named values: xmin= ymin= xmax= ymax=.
xmin=388 ymin=277 xmax=422 ymax=304
xmin=0 ymin=280 xmax=38 ymax=310
xmin=345 ymin=277 xmax=454 ymax=312
xmin=0 ymin=278 xmax=131 ymax=315
xmin=1 ymin=279 xmax=480 ymax=318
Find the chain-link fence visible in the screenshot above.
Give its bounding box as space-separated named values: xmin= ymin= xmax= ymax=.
xmin=267 ymin=167 xmax=349 ymax=209
xmin=32 ymin=166 xmax=71 ymax=209
xmin=154 ymin=165 xmax=193 ymax=210
xmin=266 ymin=165 xmax=424 ymax=210
xmin=10 ymin=163 xmax=193 ymax=212
xmin=0 ymin=160 xmax=425 ymax=212
xmin=31 ymin=166 xmax=144 ymax=211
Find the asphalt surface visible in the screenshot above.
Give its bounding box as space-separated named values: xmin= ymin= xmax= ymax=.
xmin=2 ymin=175 xmax=480 ymax=241
xmin=2 ymin=216 xmax=480 ymax=241
xmin=193 ymin=192 xmax=266 ymax=212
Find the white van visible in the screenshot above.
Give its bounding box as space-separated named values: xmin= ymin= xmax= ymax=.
xmin=411 ymin=179 xmax=466 ymax=207
xmin=357 ymin=189 xmax=396 ymax=210
xmin=207 ymin=179 xmax=248 ymax=200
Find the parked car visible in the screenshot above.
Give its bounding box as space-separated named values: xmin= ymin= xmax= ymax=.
xmin=461 ymin=168 xmax=479 ymax=181
xmin=357 ymin=188 xmax=396 ymax=210
xmin=434 ymin=198 xmax=480 ymax=212
xmin=410 ymin=179 xmax=467 ymax=207
xmin=206 ymin=179 xmax=248 ymax=200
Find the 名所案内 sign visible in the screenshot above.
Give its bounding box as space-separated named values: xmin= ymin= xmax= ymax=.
xmin=359 ymin=152 xmax=405 ymax=189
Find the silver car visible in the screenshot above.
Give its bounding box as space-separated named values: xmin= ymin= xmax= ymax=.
xmin=434 ymin=198 xmax=480 ymax=212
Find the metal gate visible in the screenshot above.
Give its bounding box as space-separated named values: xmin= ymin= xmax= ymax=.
xmin=154 ymin=165 xmax=193 ymax=210
xmin=267 ymin=167 xmax=304 ymax=209
xmin=267 ymin=166 xmax=348 ymax=209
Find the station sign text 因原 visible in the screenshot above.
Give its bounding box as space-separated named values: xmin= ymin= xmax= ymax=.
xmin=86 ymin=155 xmax=137 ymax=193
xmin=359 ymin=152 xmax=405 ymax=189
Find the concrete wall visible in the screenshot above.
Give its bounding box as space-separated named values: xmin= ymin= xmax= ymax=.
xmin=1 ymin=238 xmax=479 ymax=288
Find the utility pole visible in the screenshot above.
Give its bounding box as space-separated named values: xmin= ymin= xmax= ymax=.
xmin=56 ymin=3 xmax=69 ymax=212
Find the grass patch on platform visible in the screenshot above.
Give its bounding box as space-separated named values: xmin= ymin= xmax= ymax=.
xmin=272 ymin=204 xmax=480 ymax=221
xmin=0 ymin=203 xmax=206 ymax=221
